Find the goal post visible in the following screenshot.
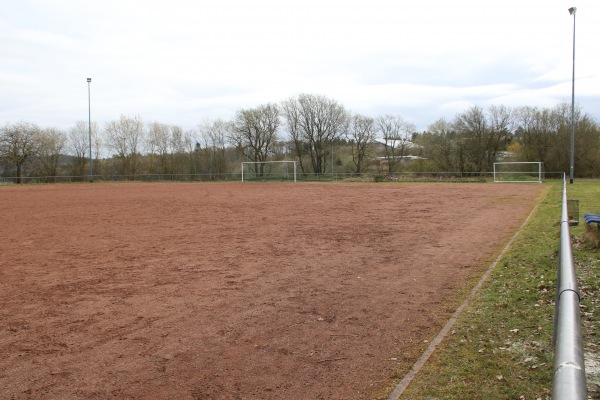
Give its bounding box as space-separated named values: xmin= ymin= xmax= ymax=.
xmin=493 ymin=162 xmax=544 ymax=183
xmin=241 ymin=161 xmax=297 ymax=182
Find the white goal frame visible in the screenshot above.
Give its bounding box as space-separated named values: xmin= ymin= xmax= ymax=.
xmin=493 ymin=162 xmax=544 ymax=183
xmin=241 ymin=161 xmax=297 ymax=182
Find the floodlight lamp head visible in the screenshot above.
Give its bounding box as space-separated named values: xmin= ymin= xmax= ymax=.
xmin=568 ymin=7 xmax=577 ymax=15
xmin=87 ymin=78 xmax=91 ymax=83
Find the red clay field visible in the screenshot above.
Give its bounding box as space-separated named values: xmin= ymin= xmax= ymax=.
xmin=0 ymin=182 xmax=544 ymax=399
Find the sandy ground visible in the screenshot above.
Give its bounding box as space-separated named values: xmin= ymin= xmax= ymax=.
xmin=0 ymin=182 xmax=543 ymax=399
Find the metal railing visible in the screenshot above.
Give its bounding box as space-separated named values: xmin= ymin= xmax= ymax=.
xmin=553 ymin=176 xmax=587 ymax=399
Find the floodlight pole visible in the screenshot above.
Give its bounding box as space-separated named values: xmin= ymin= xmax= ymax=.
xmin=569 ymin=7 xmax=576 ymax=184
xmin=87 ymin=78 xmax=93 ymax=182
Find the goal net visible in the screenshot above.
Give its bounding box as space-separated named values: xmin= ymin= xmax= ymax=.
xmin=493 ymin=162 xmax=544 ymax=183
xmin=241 ymin=161 xmax=297 ymax=182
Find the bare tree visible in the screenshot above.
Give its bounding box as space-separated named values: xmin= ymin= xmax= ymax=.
xmin=281 ymin=94 xmax=348 ymax=174
xmin=105 ymin=115 xmax=145 ymax=177
xmin=280 ymin=97 xmax=307 ymax=173
xmin=34 ymin=128 xmax=67 ymax=177
xmin=418 ymin=118 xmax=462 ymax=172
xmin=170 ymin=126 xmax=195 ymax=175
xmin=147 ymin=122 xmax=187 ymax=174
xmin=181 ymin=129 xmax=199 ymax=175
xmin=230 ymin=103 xmax=280 ymax=175
xmin=454 ymin=105 xmax=512 ymax=173
xmin=0 ymin=122 xmax=42 ymax=183
xmin=68 ymin=121 xmax=89 ymax=177
xmin=346 ymin=114 xmax=376 ymax=174
xmin=376 ymin=114 xmax=416 ymax=173
xmin=198 ymin=118 xmax=231 ymax=177
xmin=485 ymin=105 xmax=513 ymax=167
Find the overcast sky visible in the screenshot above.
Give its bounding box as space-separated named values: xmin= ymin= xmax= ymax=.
xmin=1 ymin=0 xmax=598 ymax=132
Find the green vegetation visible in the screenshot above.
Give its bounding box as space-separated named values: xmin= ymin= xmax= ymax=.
xmin=391 ymin=180 xmax=600 ymax=399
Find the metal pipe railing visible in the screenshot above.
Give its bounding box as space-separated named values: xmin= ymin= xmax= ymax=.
xmin=553 ymin=176 xmax=587 ymax=399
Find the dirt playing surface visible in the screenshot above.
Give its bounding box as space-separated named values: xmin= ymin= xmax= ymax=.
xmin=0 ymin=182 xmax=544 ymax=399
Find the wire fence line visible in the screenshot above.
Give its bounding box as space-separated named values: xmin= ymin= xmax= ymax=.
xmin=552 ymin=176 xmax=588 ymax=399
xmin=0 ymin=171 xmax=568 ymax=184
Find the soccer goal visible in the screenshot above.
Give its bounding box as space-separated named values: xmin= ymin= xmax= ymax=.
xmin=241 ymin=161 xmax=297 ymax=182
xmin=493 ymin=162 xmax=544 ymax=183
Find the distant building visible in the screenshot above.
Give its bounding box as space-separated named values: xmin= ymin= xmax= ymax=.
xmin=373 ymin=155 xmax=426 ymax=166
xmin=372 ymin=138 xmax=422 ymax=150
xmin=495 ymin=151 xmax=514 ymax=160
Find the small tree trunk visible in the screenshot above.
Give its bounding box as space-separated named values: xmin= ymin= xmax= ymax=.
xmin=16 ymin=162 xmax=23 ymax=184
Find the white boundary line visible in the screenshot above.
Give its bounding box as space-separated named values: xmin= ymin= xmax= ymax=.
xmin=387 ymin=200 xmax=542 ymax=400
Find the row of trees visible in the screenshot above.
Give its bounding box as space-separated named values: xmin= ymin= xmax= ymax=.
xmin=415 ymin=103 xmax=600 ymax=176
xmin=1 ymin=93 xmax=599 ymax=182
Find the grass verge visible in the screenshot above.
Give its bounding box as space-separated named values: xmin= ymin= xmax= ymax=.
xmin=393 ymin=180 xmax=600 ymax=399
